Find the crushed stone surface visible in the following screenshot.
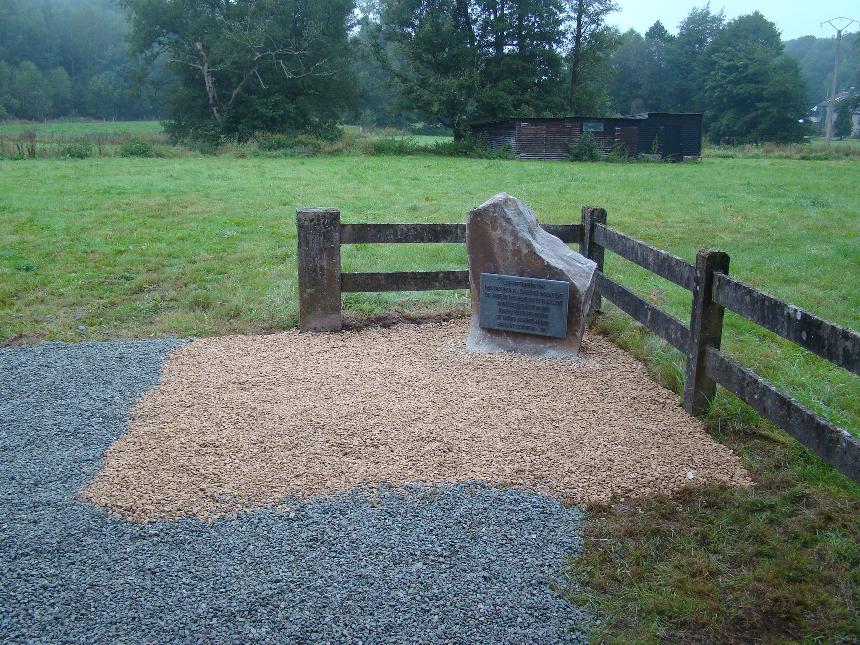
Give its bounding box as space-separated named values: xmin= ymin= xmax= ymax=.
xmin=0 ymin=340 xmax=590 ymax=644
xmin=82 ymin=319 xmax=750 ymax=522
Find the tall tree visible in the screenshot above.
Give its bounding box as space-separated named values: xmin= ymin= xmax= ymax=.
xmin=607 ymin=21 xmax=675 ymax=114
xmin=377 ymin=0 xmax=567 ymax=137
xmin=785 ymin=32 xmax=860 ymax=106
xmin=350 ymin=14 xmax=418 ymax=128
xmin=46 ymin=67 xmax=73 ymax=116
xmin=0 ymin=0 xmax=163 ymax=120
xmin=475 ymin=0 xmax=567 ymax=118
xmin=702 ymin=12 xmax=806 ymax=143
xmin=0 ymin=59 xmax=12 ymax=118
xmin=378 ymin=0 xmax=481 ymax=138
xmin=641 ymin=21 xmax=674 ymax=111
xmin=122 ymin=0 xmax=356 ymax=138
xmin=12 ymin=62 xmax=53 ymax=120
xmin=834 ymin=101 xmax=854 ymax=139
xmin=564 ymin=0 xmax=617 ymax=114
xmin=86 ymin=72 xmax=123 ymax=120
xmin=607 ymin=29 xmax=647 ymax=114
xmin=665 ymin=4 xmax=724 ymax=112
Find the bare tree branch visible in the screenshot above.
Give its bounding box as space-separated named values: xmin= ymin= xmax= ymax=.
xmin=195 ymin=41 xmax=222 ymax=123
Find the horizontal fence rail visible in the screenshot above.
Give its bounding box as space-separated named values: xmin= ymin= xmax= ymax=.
xmin=706 ymin=347 xmax=860 ymax=477
xmin=342 ymin=270 xmax=469 ymax=292
xmin=340 ymin=222 xmax=582 ymax=245
xmin=712 ymin=273 xmax=860 ymax=376
xmin=595 ymin=273 xmax=691 ymax=352
xmin=583 ymin=212 xmax=859 ymax=482
xmin=593 ymin=224 xmax=695 ymax=290
xmin=297 ymin=205 xmax=860 ymax=483
xmin=341 ymin=223 xmax=466 ymax=244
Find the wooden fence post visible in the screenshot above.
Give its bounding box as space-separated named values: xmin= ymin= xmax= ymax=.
xmin=297 ymin=207 xmax=342 ymax=331
xmin=684 ymin=249 xmax=729 ymax=415
xmin=580 ymin=206 xmax=607 ymax=314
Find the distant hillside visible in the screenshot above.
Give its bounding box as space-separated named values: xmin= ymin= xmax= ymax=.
xmin=0 ymin=0 xmax=164 ymax=121
xmin=784 ymin=33 xmax=860 ymax=106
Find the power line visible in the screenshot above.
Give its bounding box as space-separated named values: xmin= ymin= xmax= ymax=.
xmin=820 ymin=17 xmax=859 ymax=146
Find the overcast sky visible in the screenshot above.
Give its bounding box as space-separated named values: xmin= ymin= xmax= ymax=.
xmin=610 ymin=2 xmax=860 ymax=40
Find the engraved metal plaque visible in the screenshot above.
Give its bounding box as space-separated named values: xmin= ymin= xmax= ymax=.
xmin=479 ymin=273 xmax=570 ymax=338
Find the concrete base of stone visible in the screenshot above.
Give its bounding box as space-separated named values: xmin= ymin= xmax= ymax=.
xmin=465 ymin=317 xmax=587 ymax=360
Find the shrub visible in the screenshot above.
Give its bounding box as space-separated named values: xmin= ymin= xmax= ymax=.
xmin=605 ymin=143 xmax=632 ymax=163
xmin=254 ymin=131 xmax=295 ymax=152
xmin=61 ymin=142 xmax=93 ymax=159
xmin=303 ymin=122 xmax=343 ymax=142
xmin=321 ymin=130 xmax=359 ymax=155
xmin=429 ymin=134 xmax=511 ymax=159
xmin=90 ymin=133 xmax=109 ymax=156
xmin=253 ymin=130 xmax=354 ymax=156
xmin=186 ymin=137 xmax=220 ymax=155
xmin=364 ymin=136 xmax=421 ymax=156
xmin=120 ymin=139 xmax=154 ymax=157
xmin=163 ymin=119 xmax=220 ymax=146
xmin=17 ymin=129 xmax=37 ymax=159
xmin=569 ymin=131 xmax=600 ymax=161
xmin=702 ymin=141 xmax=860 ymax=161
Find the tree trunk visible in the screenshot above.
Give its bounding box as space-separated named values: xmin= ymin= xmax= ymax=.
xmin=568 ymin=0 xmax=584 ymax=113
xmin=195 ymin=42 xmax=222 ymax=124
xmin=455 ymin=0 xmax=476 ymax=49
xmin=452 ymin=114 xmax=467 ymax=141
xmin=493 ymin=0 xmax=504 ymax=58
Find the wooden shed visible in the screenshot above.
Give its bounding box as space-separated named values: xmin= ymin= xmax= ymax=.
xmin=470 ymin=113 xmax=703 ymax=161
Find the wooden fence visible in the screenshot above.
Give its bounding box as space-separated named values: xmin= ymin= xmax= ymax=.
xmin=296 ymin=206 xmax=860 ymax=482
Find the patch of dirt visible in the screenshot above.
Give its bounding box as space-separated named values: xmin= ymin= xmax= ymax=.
xmin=1 ymin=333 xmax=45 ymax=347
xmin=82 ymin=320 xmax=751 ymax=521
xmin=341 ymin=307 xmax=470 ymax=330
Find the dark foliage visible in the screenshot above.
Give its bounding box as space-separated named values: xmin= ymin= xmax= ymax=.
xmin=0 ymin=0 xmax=165 ymax=120
xmin=568 ymin=130 xmax=599 ymax=160
xmin=834 ymin=102 xmax=854 ymax=139
xmin=607 ymin=8 xmax=808 ymax=145
xmin=122 ymin=0 xmax=356 ymax=139
xmin=375 ymin=0 xmax=570 ymax=138
xmin=702 ymin=13 xmax=806 ymax=144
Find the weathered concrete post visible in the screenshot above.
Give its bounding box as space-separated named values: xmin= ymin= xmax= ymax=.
xmin=580 ymin=206 xmax=607 ymax=314
xmin=297 ymin=207 xmax=342 ymax=332
xmin=684 ymin=249 xmax=730 ymax=415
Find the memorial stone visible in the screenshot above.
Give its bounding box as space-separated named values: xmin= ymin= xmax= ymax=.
xmin=466 ymin=193 xmax=597 ymax=358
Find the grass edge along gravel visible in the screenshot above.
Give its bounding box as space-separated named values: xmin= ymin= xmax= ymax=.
xmin=565 ymin=309 xmax=860 ymax=645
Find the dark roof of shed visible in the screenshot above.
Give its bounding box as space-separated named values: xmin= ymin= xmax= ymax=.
xmin=469 ymin=113 xmax=703 ymax=127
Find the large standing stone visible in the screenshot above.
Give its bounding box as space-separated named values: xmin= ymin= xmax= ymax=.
xmin=466 ymin=193 xmax=597 ymax=358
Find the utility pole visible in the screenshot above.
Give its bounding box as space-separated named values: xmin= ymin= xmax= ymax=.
xmin=821 ymin=17 xmax=858 ymax=146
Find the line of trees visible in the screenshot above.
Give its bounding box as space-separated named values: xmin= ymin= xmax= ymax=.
xmin=609 ymin=9 xmax=813 ymax=143
xmin=0 ymin=0 xmax=167 ymax=121
xmin=785 ymin=32 xmax=860 ymax=106
xmin=1 ymin=0 xmax=858 ymax=144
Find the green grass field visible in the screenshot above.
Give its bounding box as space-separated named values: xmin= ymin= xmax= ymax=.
xmin=0 ymin=120 xmax=449 ymax=145
xmin=1 ymin=122 xmax=858 ymax=642
xmin=0 ymin=119 xmax=165 ymax=138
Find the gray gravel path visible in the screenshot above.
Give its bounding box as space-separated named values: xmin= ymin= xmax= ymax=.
xmin=0 ymin=339 xmax=590 ymax=644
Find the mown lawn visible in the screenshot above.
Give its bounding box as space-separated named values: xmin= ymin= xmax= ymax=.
xmin=0 ymin=119 xmax=165 ymax=138
xmin=2 ymin=149 xmax=859 ymax=642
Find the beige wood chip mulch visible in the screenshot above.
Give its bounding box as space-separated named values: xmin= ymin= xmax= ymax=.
xmin=81 ymin=319 xmax=751 ymax=521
